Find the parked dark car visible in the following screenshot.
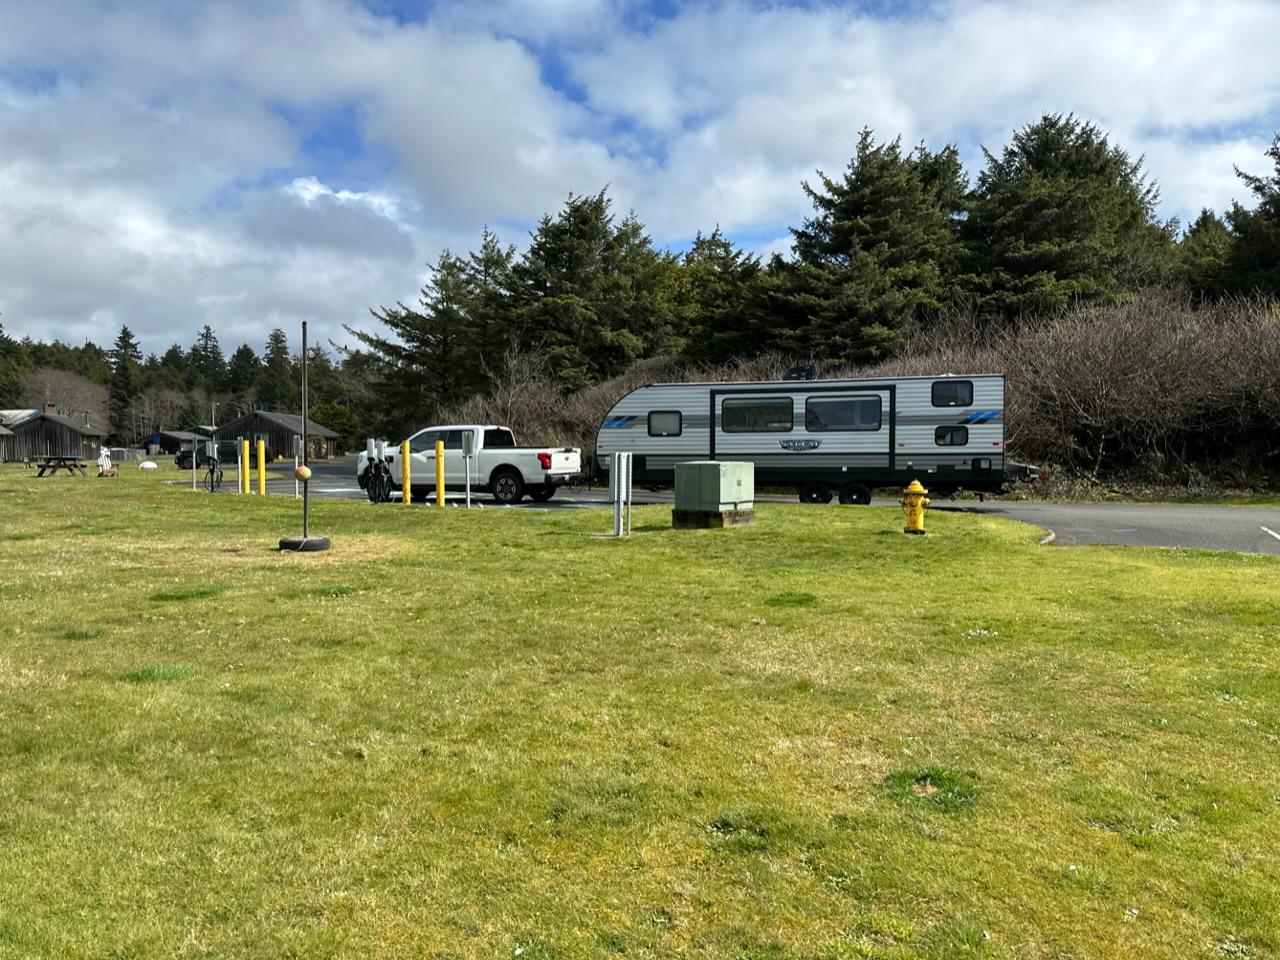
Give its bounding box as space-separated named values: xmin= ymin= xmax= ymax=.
xmin=174 ymin=440 xmax=240 ymax=470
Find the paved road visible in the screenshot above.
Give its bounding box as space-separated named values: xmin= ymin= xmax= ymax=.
xmin=258 ymin=458 xmax=1280 ymax=555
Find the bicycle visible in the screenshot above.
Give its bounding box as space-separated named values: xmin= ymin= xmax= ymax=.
xmin=203 ymin=456 xmax=224 ymax=493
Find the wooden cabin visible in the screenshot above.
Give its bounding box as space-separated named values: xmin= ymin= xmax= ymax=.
xmin=0 ymin=406 xmax=106 ymax=461
xmin=213 ymin=411 xmax=339 ymax=460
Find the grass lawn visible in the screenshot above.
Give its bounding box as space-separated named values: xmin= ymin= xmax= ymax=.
xmin=2 ymin=466 xmax=1279 ymax=959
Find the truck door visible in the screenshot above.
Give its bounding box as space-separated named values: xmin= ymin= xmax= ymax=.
xmin=408 ymin=430 xmax=441 ymax=484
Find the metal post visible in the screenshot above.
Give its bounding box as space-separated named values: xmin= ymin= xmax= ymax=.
xmin=301 ymin=321 xmax=309 ymax=538
xmin=190 ymin=438 xmax=197 ymax=490
xmin=293 ymin=435 xmax=300 ymax=499
xmin=434 ymin=440 xmax=445 ymax=507
xmin=240 ymin=438 xmax=249 ymax=494
xmin=462 ymin=430 xmax=474 ymax=508
xmin=611 ymin=452 xmax=632 ymax=537
xmin=256 ymin=438 xmax=266 ymax=496
xmin=401 ymin=440 xmax=411 ymax=505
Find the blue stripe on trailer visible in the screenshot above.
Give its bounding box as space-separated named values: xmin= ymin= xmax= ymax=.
xmin=602 ymin=416 xmax=637 ymax=429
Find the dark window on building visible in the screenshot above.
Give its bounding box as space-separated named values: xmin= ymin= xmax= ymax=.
xmin=931 ymin=380 xmax=973 ymax=407
xmin=648 ymin=411 xmax=682 ymax=437
xmin=805 ymin=395 xmax=882 ymax=432
xmin=722 ymin=398 xmax=793 ymax=433
xmin=483 ymin=428 xmax=516 ymax=447
xmin=936 ymin=426 xmax=969 ymax=446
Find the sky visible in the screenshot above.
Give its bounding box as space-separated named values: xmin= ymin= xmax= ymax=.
xmin=2 ymin=0 xmax=1278 ymax=356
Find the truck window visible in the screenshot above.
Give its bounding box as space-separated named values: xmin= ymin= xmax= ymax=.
xmin=484 ymin=428 xmax=516 ymax=447
xmin=931 ymin=380 xmax=973 ymax=407
xmin=648 ymin=411 xmax=682 ymax=437
xmin=722 ymin=398 xmax=793 ymax=433
xmin=805 ymin=396 xmax=881 ymax=431
xmin=442 ymin=430 xmax=465 ymax=449
xmin=409 ymin=431 xmax=440 ymax=453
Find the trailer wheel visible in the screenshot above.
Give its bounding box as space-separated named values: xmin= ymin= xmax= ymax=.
xmin=838 ymin=482 xmax=872 ymax=505
xmin=798 ymin=481 xmax=832 ymax=504
xmin=491 ymin=469 xmax=525 ymax=505
xmin=529 ymin=485 xmax=556 ymax=502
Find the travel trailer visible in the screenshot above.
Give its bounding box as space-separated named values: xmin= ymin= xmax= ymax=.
xmin=594 ymin=373 xmax=1037 ymax=503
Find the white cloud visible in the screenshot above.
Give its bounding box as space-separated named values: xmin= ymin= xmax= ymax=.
xmin=0 ymin=0 xmax=1278 ymax=353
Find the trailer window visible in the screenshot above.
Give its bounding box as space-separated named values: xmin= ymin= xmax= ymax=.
xmin=483 ymin=428 xmax=516 ymax=447
xmin=935 ymin=426 xmax=969 ymax=446
xmin=805 ymin=396 xmax=881 ymax=432
xmin=722 ymin=398 xmax=793 ymax=433
xmin=648 ymin=411 xmax=682 ymax=437
xmin=932 ymin=380 xmax=973 ymax=407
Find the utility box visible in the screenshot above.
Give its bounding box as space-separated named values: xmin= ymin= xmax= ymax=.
xmin=673 ymin=460 xmax=755 ymax=528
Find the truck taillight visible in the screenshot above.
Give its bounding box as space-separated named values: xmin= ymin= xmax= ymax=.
xmin=537 ymin=452 xmax=552 ymax=470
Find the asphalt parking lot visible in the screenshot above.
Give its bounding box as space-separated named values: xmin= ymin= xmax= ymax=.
xmin=252 ymin=457 xmax=1280 ymax=556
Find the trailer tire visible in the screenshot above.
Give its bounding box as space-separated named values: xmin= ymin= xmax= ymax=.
xmin=838 ymin=482 xmax=872 ymax=505
xmin=491 ymin=469 xmax=525 ymax=505
xmin=798 ymin=481 xmax=832 ymax=504
xmin=529 ymin=485 xmax=556 ymax=502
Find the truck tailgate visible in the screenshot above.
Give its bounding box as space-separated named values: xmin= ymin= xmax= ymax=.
xmin=550 ymin=449 xmax=581 ymax=475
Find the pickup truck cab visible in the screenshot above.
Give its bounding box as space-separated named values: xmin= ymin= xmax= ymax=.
xmin=356 ymin=424 xmax=581 ymax=505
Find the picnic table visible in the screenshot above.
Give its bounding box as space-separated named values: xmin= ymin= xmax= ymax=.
xmin=35 ymin=456 xmax=89 ymax=477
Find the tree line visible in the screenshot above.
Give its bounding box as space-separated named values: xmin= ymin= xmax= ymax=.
xmin=0 ymin=319 xmax=369 ymax=450
xmin=354 ymin=114 xmax=1280 ymax=441
xmin=4 ymin=113 xmax=1278 ymax=475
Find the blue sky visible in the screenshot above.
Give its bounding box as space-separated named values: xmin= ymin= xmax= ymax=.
xmin=1 ymin=0 xmax=1278 ymax=355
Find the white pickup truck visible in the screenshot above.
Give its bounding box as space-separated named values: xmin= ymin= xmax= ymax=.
xmin=356 ymin=424 xmax=581 ymax=504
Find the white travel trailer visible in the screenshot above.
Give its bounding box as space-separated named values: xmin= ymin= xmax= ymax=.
xmin=594 ymin=373 xmax=1036 ymax=503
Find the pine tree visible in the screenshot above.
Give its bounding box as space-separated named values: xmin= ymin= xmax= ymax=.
xmin=108 ymin=325 xmax=143 ymax=444
xmin=351 ymin=250 xmax=476 ymax=429
xmin=1225 ymin=133 xmax=1280 ymax=297
xmin=257 ymin=329 xmax=296 ymax=411
xmin=962 ymin=114 xmax=1173 ymax=317
xmin=188 ymin=325 xmax=226 ymax=392
xmin=785 ymin=130 xmax=967 ymax=362
xmin=1177 ymin=209 xmax=1235 ymax=300
xmin=463 ymin=227 xmax=518 ymax=389
xmin=0 ymin=317 xmax=22 ymax=406
xmin=225 ymin=343 xmax=262 ymax=403
xmin=679 ymin=228 xmax=765 ymax=365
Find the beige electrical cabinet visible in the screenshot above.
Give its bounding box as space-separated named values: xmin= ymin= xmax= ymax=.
xmin=673 ymin=461 xmax=755 ymax=527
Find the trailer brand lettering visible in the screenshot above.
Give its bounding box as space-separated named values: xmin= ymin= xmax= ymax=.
xmin=779 ymin=439 xmax=822 ymax=451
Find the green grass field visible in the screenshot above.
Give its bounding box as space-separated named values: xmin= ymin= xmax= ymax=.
xmin=2 ymin=467 xmax=1278 ymax=959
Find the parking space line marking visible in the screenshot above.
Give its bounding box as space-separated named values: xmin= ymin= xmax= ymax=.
xmin=1262 ymin=526 xmax=1280 ymax=542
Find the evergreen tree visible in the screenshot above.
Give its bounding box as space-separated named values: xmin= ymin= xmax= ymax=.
xmin=225 ymin=343 xmax=262 ymax=402
xmin=679 ymin=228 xmax=765 ymax=365
xmin=107 ymin=325 xmax=142 ymax=444
xmin=257 ymin=329 xmax=296 ymax=411
xmin=785 ymin=130 xmax=967 ymax=361
xmin=1177 ymin=209 xmax=1235 ymax=300
xmin=511 ymin=191 xmax=677 ymax=389
xmin=463 ymin=227 xmax=518 ymax=386
xmin=187 ymin=325 xmax=226 ymax=391
xmin=962 ymin=113 xmax=1173 ymax=317
xmin=352 ymin=250 xmax=474 ymax=427
xmin=1225 ymin=133 xmax=1280 ymax=297
xmin=0 ymin=317 xmax=22 ymax=406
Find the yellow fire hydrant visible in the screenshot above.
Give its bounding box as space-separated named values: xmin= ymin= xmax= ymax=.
xmin=901 ymin=479 xmax=931 ymax=535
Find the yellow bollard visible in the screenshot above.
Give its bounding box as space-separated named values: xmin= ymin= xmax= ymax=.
xmin=241 ymin=439 xmax=250 ymax=494
xmin=256 ymin=439 xmax=266 ymax=496
xmin=401 ymin=440 xmax=411 ymax=505
xmin=435 ymin=439 xmax=445 ymax=507
xmin=901 ymin=479 xmax=931 ymax=535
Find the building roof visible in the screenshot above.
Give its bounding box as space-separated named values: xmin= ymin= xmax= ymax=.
xmin=0 ymin=409 xmax=103 ymax=436
xmin=215 ymin=410 xmax=339 ymax=439
xmin=157 ymin=429 xmax=208 ymax=441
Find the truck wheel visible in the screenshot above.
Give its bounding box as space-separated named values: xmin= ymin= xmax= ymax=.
xmin=491 ymin=470 xmax=525 ymax=505
xmin=838 ymin=482 xmax=872 ymax=505
xmin=798 ymin=482 xmax=832 ymax=504
xmin=529 ymin=485 xmax=556 ymax=502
